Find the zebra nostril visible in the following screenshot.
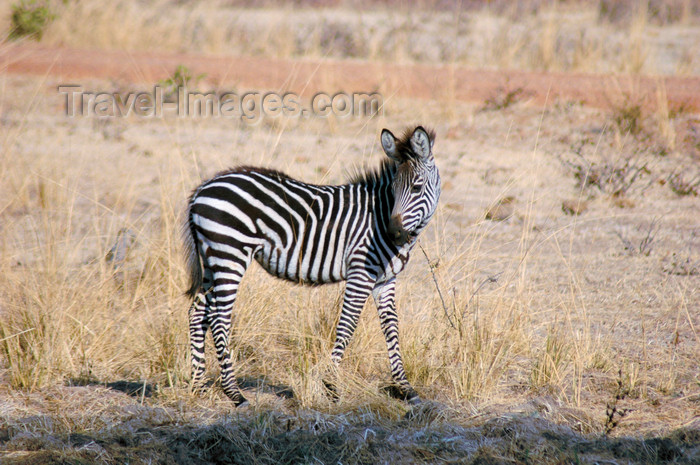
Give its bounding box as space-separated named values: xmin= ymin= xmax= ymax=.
xmin=389 ymin=215 xmax=405 ymax=242
xmin=391 ymin=228 xmax=410 ymax=246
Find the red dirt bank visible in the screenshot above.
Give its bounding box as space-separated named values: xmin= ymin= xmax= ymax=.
xmin=2 ymin=43 xmax=699 ymax=111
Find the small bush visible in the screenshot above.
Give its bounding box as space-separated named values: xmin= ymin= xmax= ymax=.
xmin=160 ymin=65 xmax=205 ymax=90
xmin=9 ymin=0 xmax=55 ymax=41
xmin=611 ymin=100 xmax=644 ymax=136
xmin=667 ymin=172 xmax=700 ymax=197
xmin=563 ymin=145 xmax=652 ymax=198
xmin=480 ymin=86 xmax=525 ymax=112
xmin=605 ymin=369 xmax=631 ymax=434
xmin=664 ymin=251 xmax=699 ymax=276
xmin=599 ymin=0 xmax=696 ymax=25
xmin=615 ymin=219 xmax=660 ymax=257
xmin=159 ymin=65 xmax=207 ymax=102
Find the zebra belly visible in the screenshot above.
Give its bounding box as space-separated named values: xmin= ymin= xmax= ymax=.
xmin=253 ymin=240 xmax=347 ymax=285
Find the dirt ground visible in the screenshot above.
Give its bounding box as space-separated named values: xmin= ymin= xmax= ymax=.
xmin=3 ymin=43 xmax=700 ymax=112
xmin=1 ymin=43 xmax=699 ymax=464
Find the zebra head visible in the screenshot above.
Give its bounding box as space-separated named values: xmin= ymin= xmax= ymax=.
xmin=381 ymin=126 xmax=441 ymax=247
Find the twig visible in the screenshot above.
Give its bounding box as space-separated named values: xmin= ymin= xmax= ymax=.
xmin=419 ymin=244 xmax=454 ymax=329
xmin=638 ymin=217 xmax=660 ymax=256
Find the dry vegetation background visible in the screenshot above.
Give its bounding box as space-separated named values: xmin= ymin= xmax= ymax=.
xmin=0 ymin=0 xmax=699 ymax=464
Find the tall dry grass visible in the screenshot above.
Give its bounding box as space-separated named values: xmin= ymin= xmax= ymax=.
xmin=0 ymin=159 xmax=190 ymax=393
xmin=4 ymin=0 xmax=697 ymax=75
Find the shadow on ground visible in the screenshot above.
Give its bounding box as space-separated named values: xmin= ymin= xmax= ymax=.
xmin=1 ymin=408 xmax=698 ymax=465
xmin=68 ymin=378 xmax=156 ymax=398
xmin=67 ymin=376 xmax=295 ymax=400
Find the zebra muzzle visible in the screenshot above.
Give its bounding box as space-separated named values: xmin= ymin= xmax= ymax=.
xmin=388 ymin=214 xmax=411 ymax=246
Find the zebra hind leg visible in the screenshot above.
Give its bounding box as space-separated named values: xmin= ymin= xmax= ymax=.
xmin=188 ymin=290 xmax=210 ymax=394
xmin=209 ymin=252 xmax=254 ymax=406
xmin=210 ymin=287 xmax=248 ymax=405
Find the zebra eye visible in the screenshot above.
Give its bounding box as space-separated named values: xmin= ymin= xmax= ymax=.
xmin=411 ymin=184 xmax=422 ymax=194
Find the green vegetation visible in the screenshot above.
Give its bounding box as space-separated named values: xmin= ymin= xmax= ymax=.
xmin=9 ymin=0 xmax=54 ymax=40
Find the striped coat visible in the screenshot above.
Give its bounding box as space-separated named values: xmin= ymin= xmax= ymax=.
xmin=184 ymin=126 xmax=440 ymax=405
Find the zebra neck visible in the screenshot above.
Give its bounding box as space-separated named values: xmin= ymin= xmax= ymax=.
xmin=354 ymin=162 xmax=396 ymax=242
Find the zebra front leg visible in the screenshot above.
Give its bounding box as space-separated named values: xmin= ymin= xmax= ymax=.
xmin=325 ymin=274 xmax=373 ymax=398
xmin=188 ymin=290 xmax=210 ymax=394
xmin=330 ymin=274 xmax=374 ymax=365
xmin=373 ymin=278 xmax=420 ymax=404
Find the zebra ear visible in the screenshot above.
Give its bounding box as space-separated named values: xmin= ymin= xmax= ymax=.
xmin=381 ymin=129 xmax=400 ymax=161
xmin=410 ymin=126 xmax=433 ymax=160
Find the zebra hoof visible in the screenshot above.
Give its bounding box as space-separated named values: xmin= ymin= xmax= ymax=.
xmin=232 ymin=395 xmax=249 ymax=407
xmin=382 ymin=384 xmax=420 ymax=404
xmin=323 ymin=380 xmax=340 ymax=402
xmin=407 ymin=393 xmax=422 ymax=405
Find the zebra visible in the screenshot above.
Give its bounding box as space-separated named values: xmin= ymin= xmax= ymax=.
xmin=183 ymin=126 xmax=440 ymax=406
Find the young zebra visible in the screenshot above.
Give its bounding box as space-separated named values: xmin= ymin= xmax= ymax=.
xmin=184 ymin=126 xmax=440 ymax=406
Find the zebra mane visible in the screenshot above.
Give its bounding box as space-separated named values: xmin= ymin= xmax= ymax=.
xmin=214 ymin=165 xmax=294 ymax=181
xmin=346 ymin=158 xmax=397 ymax=187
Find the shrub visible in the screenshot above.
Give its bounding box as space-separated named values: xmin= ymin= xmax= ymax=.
xmin=159 ymin=65 xmax=207 ymax=102
xmin=9 ymin=0 xmax=55 ymax=41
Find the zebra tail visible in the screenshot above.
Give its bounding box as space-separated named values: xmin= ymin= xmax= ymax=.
xmin=183 ymin=205 xmax=202 ymax=299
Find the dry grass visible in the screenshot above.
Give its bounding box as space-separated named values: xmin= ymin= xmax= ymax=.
xmin=2 ymin=0 xmax=699 ymax=75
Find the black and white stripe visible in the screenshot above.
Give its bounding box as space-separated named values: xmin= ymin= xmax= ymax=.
xmin=183 ymin=126 xmax=440 ymax=406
